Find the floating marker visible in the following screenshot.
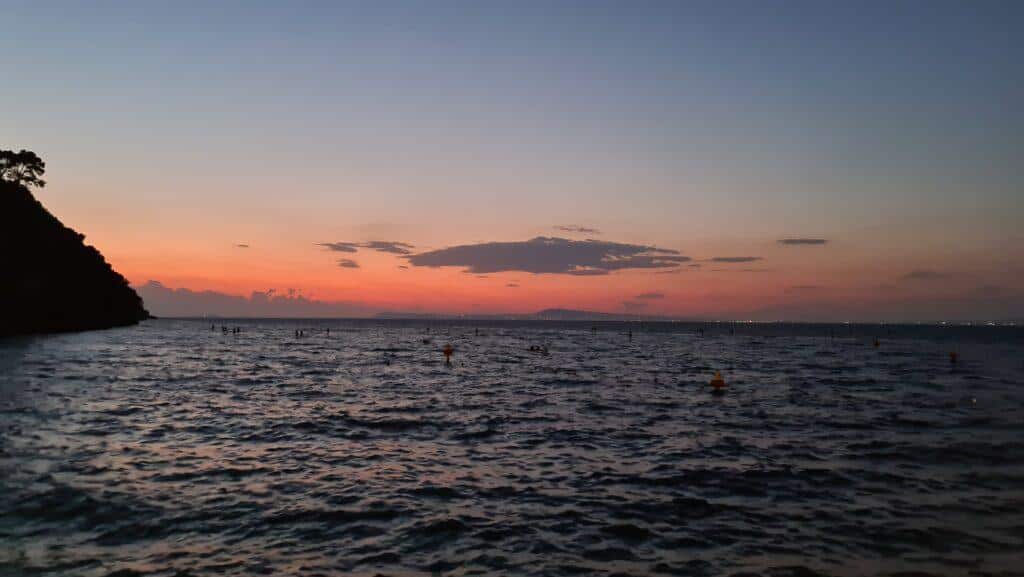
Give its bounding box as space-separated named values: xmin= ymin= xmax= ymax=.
xmin=873 ymin=338 xmax=880 ymax=348
xmin=950 ymin=351 xmax=959 ymax=364
xmin=710 ymin=371 xmax=727 ymax=393
xmin=443 ymin=344 xmax=454 ymax=364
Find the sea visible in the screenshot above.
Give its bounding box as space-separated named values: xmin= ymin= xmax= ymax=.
xmin=1 ymin=319 xmax=1022 ymax=577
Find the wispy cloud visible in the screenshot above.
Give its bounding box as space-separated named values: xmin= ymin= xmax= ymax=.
xmin=709 ymin=256 xmax=762 ymax=263
xmin=778 ymin=238 xmax=828 ymax=246
xmin=636 ymin=292 xmax=665 ymax=299
xmin=405 ymin=236 xmax=690 ymax=275
xmin=506 ymin=282 xmax=520 ymax=288
xmin=318 ymin=241 xmax=415 ymax=255
xmin=235 ymin=243 xmax=250 ymax=249
xmin=318 ymin=242 xmax=359 ymax=253
xmin=903 ymin=269 xmax=951 ymax=280
xmin=360 ymin=241 xmax=415 ymax=255
xmin=337 ymin=259 xmax=360 ymax=268
xmin=554 ymin=225 xmax=601 ymax=235
xmin=786 ymin=285 xmax=824 ymax=292
xmin=654 ymin=263 xmax=700 ymax=274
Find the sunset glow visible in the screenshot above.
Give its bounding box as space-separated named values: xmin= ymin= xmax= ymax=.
xmin=6 ymin=1 xmax=1022 ymax=321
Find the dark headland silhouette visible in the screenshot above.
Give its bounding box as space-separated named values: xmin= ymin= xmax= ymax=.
xmin=1 ymin=149 xmax=149 ymax=337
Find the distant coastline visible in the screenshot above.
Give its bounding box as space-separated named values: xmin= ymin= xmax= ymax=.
xmin=150 ymin=315 xmax=1020 ymax=328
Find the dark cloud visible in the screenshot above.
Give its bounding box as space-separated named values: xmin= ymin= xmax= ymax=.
xmin=709 ymin=256 xmax=762 ymax=263
xmin=361 ymin=241 xmax=415 ymax=255
xmin=554 ymin=225 xmax=601 ymax=235
xmin=397 ymin=265 xmax=409 ymax=269
xmin=506 ymin=282 xmax=520 ymax=288
xmin=405 ymin=236 xmax=690 ymax=275
xmin=337 ymin=259 xmax=360 ymax=268
xmin=318 ymin=242 xmax=359 ymax=253
xmin=235 ymin=243 xmax=250 ymax=249
xmin=712 ymin=268 xmax=774 ymax=273
xmin=318 ymin=241 xmax=415 ymax=255
xmin=636 ymin=292 xmax=665 ymax=299
xmin=903 ymin=269 xmax=951 ymax=280
xmin=778 ymin=238 xmax=828 ymax=246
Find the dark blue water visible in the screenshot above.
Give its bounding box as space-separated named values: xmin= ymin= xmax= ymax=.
xmin=2 ymin=320 xmax=1023 ymax=576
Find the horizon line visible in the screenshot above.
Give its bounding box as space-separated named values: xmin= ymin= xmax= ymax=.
xmin=152 ymin=316 xmax=1021 ymax=327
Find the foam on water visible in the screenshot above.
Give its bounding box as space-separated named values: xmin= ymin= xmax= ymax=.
xmin=1 ymin=320 xmax=1023 ymax=576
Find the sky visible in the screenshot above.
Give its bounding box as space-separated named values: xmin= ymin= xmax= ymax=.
xmin=4 ymin=0 xmax=1023 ymax=320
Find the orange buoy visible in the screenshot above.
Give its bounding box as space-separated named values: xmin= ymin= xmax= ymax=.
xmin=949 ymin=351 xmax=958 ymax=364
xmin=873 ymin=338 xmax=880 ymax=348
xmin=442 ymin=344 xmax=454 ymax=364
xmin=710 ymin=371 xmax=726 ymax=390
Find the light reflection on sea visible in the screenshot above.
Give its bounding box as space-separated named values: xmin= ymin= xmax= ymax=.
xmin=1 ymin=319 xmax=1022 ymax=576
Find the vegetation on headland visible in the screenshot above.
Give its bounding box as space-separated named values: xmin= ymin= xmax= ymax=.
xmin=1 ymin=149 xmax=149 ymax=336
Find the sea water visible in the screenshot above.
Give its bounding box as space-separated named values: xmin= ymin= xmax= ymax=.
xmin=1 ymin=319 xmax=1022 ymax=576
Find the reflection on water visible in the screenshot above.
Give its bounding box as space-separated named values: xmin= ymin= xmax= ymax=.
xmin=1 ymin=319 xmax=1023 ymax=576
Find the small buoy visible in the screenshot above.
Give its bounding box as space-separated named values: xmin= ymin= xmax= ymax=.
xmin=710 ymin=371 xmax=727 ymax=392
xmin=949 ymin=351 xmax=959 ymax=364
xmin=442 ymin=344 xmax=454 ymax=364
xmin=873 ymin=338 xmax=880 ymax=348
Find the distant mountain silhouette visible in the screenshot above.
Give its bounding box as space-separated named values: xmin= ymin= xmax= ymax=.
xmin=375 ymin=308 xmax=690 ymax=321
xmin=135 ymin=280 xmax=374 ymax=318
xmin=532 ymin=308 xmax=649 ymax=321
xmin=1 ymin=180 xmax=149 ymax=336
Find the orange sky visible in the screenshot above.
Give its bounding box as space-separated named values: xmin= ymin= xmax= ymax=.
xmin=7 ymin=2 xmax=1023 ymax=320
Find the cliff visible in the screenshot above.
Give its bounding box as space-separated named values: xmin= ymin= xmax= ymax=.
xmin=0 ymin=180 xmax=149 ymax=336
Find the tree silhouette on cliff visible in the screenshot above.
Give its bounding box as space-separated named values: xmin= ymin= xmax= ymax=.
xmin=1 ymin=149 xmax=149 ymax=336
xmin=0 ymin=149 xmax=46 ymax=188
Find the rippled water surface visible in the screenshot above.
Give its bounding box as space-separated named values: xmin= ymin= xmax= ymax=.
xmin=2 ymin=319 xmax=1023 ymax=577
